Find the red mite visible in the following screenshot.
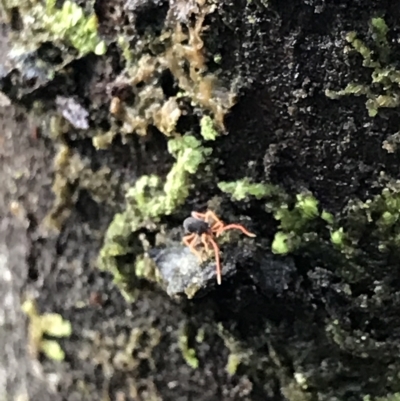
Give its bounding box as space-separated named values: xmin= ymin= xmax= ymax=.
xmin=182 ymin=210 xmax=256 ymax=285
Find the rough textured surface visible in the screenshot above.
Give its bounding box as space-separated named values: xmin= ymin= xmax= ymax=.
xmin=2 ymin=1 xmax=400 ymax=401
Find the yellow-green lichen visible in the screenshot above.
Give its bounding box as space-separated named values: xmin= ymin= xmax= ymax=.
xmin=325 ymin=17 xmax=400 ymax=117
xmin=22 ymin=299 xmax=72 ymax=361
xmin=6 ymin=0 xmax=106 ymax=57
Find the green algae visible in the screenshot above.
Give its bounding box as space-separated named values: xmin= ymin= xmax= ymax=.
xmin=325 ymin=17 xmax=400 ymax=117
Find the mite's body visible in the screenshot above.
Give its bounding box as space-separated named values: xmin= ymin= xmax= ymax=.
xmin=182 ymin=211 xmax=256 ymax=285
xmin=183 ymin=216 xmax=210 ymax=236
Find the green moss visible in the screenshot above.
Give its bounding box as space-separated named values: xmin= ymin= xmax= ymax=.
xmin=325 ymin=17 xmax=400 ymax=117
xmin=218 ymin=178 xmax=278 ymax=201
xmin=200 ymin=115 xmax=218 ymax=140
xmin=98 ymin=134 xmax=212 ymax=298
xmin=217 ymin=323 xmax=250 ymax=376
xmin=321 ymin=210 xmax=334 ymax=224
xmin=178 ymin=325 xmax=199 ymax=369
xmin=275 ymin=194 xmax=319 ymax=232
xmin=271 ymin=231 xmax=290 ymax=255
xmin=218 ymin=179 xmax=333 ymax=255
xmin=44 ymin=0 xmax=106 ymax=55
xmin=22 ymin=299 xmax=72 ymax=361
xmin=135 ymin=254 xmax=161 ymax=283
xmin=6 ymin=0 xmax=106 ymax=57
xmin=124 ymin=135 xmax=212 ymax=219
xmin=118 ymin=35 xmax=134 ymax=64
xmin=337 ymin=187 xmax=400 ymax=253
xmin=271 ymin=194 xmax=321 ymax=254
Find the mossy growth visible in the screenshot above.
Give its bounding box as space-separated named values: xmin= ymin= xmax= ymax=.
xmin=98 ymin=134 xmax=213 ymax=300
xmin=325 ymin=17 xmax=400 ymax=117
xmin=336 ymin=186 xmax=400 ymax=256
xmin=216 ymin=323 xmax=252 ymax=376
xmin=218 ymin=178 xmax=333 ymax=254
xmin=5 ymin=0 xmax=106 ymax=57
xmin=178 ymin=324 xmax=199 ymax=369
xmin=44 ymin=143 xmax=116 ymax=231
xmin=271 ymin=193 xmax=321 ymax=254
xmin=218 ymin=178 xmax=280 ymax=201
xmin=22 ymin=299 xmax=72 ymax=361
xmin=200 ymin=115 xmax=218 ymax=141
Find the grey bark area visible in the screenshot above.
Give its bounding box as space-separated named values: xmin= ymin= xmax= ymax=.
xmin=0 ymin=104 xmax=59 ymax=401
xmin=3 ymin=1 xmax=400 ymax=401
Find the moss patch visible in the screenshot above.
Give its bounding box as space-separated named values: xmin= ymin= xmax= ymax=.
xmin=178 ymin=324 xmax=199 ymax=369
xmin=4 ymin=0 xmax=106 ymax=57
xmin=218 ymin=178 xmax=279 ymax=201
xmin=325 ymin=17 xmax=400 ymax=117
xmin=98 ymin=134 xmax=213 ymax=299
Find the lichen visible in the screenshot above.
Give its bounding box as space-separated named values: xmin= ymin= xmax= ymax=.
xmin=22 ymin=298 xmax=72 ymax=361
xmin=325 ymin=17 xmax=400 ymax=117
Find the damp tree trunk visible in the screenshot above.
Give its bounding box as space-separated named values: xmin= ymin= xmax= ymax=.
xmin=1 ymin=1 xmax=400 ymax=401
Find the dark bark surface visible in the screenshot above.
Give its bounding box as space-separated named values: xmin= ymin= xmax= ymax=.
xmin=2 ymin=1 xmax=400 ymax=401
